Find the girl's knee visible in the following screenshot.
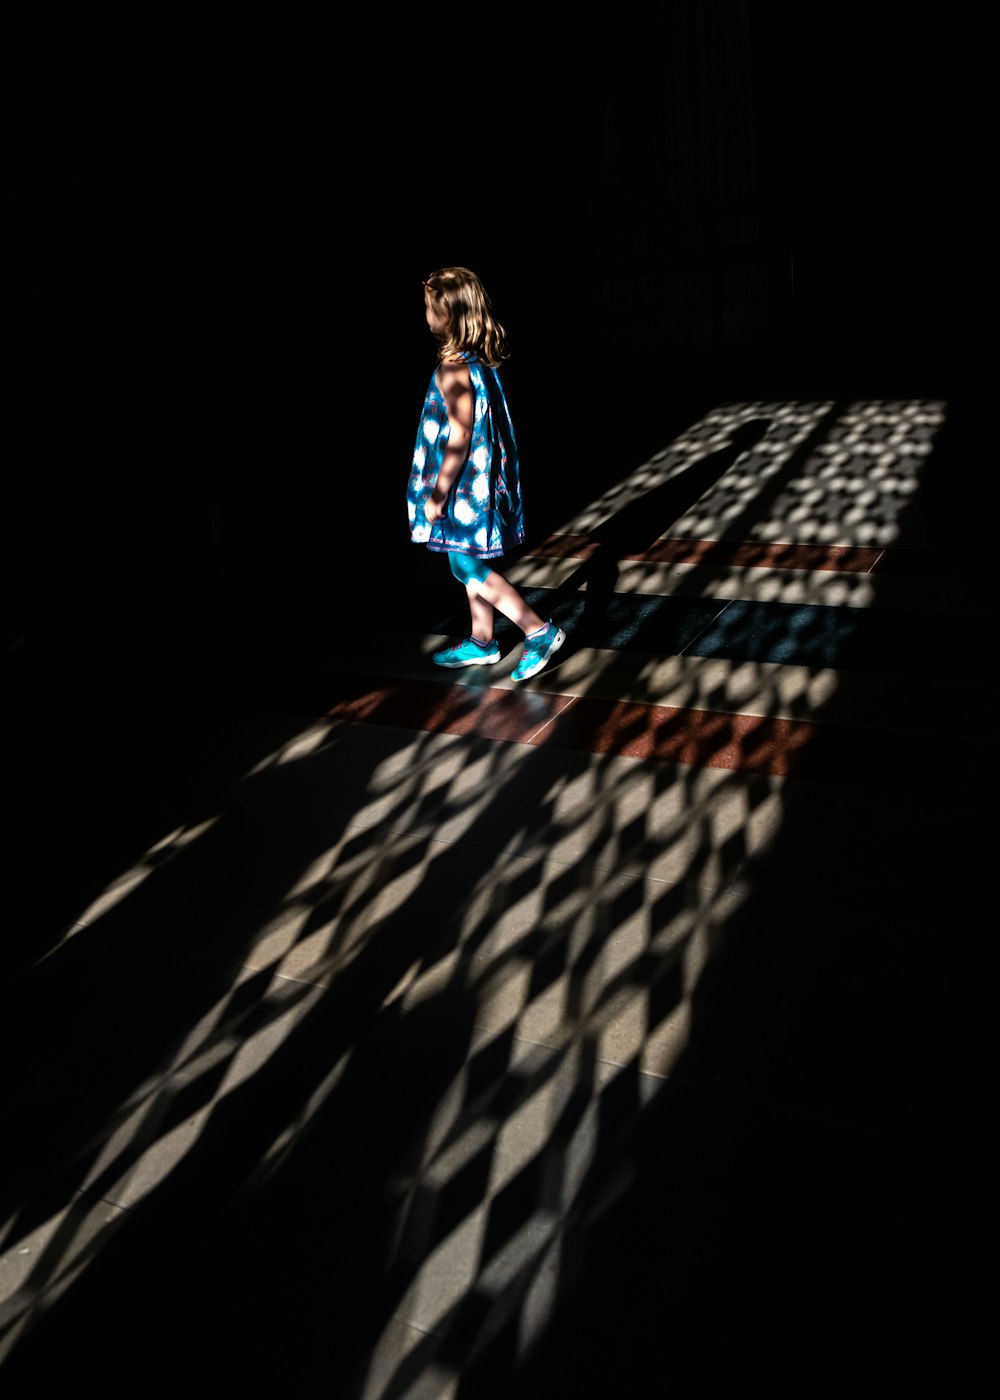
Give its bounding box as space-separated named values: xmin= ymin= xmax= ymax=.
xmin=448 ymin=552 xmax=498 ymax=589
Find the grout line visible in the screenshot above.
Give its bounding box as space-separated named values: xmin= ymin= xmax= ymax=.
xmin=523 ymin=692 xmax=580 ymax=745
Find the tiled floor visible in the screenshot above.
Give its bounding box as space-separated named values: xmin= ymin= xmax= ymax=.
xmin=1 ymin=386 xmax=994 ymax=1397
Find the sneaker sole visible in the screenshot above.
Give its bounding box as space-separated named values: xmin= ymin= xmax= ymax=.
xmin=511 ymin=627 xmax=565 ymax=682
xmin=433 ymin=654 xmax=502 ymax=668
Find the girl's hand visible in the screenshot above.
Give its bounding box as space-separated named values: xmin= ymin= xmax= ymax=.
xmin=425 ymin=494 xmax=447 ymax=524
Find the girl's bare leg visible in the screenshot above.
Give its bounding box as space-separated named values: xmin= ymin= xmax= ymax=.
xmin=477 ymin=570 xmax=546 ymax=636
xmin=467 ymin=584 xmax=495 ymax=642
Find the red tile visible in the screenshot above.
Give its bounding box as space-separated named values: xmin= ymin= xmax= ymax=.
xmin=319 ymin=672 xmax=977 ymax=796
xmin=530 ymin=533 xmax=600 ymax=560
xmin=530 ymin=533 xmax=886 ymax=574
xmin=326 ymin=677 xmax=574 ymax=746
xmin=537 ymin=695 xmax=820 ymax=774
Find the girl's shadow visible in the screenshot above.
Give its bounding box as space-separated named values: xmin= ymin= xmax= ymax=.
xmin=546 ymin=418 xmax=772 ymax=652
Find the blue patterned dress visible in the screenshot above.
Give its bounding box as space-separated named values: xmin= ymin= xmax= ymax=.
xmin=406 ymin=354 xmax=525 ymax=560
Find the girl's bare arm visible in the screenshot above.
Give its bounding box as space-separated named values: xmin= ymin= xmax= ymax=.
xmin=426 ymin=362 xmax=474 ymax=520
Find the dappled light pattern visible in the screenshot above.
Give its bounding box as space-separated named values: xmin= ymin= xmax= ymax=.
xmin=506 ymin=398 xmax=949 ymax=730
xmin=0 ymin=396 xmax=959 ymax=1397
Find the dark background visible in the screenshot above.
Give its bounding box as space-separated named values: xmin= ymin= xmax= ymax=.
xmin=1 ymin=4 xmax=975 ymax=675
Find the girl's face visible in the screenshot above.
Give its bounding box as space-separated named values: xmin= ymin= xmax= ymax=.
xmin=424 ymin=288 xmax=448 ymax=336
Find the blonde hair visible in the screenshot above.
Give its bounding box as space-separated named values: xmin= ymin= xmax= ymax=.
xmin=423 ymin=266 xmax=509 ymax=367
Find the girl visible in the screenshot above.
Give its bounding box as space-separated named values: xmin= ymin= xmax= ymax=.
xmin=406 ymin=266 xmax=566 ymax=682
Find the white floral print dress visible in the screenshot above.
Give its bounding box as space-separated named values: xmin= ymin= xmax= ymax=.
xmin=406 ymin=354 xmax=525 ymax=560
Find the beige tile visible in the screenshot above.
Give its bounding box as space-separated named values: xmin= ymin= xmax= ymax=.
xmin=469 ymin=747 xmax=784 ymax=890
xmin=77 ymin=968 xmax=325 ymax=1210
xmin=505 ymin=556 xmax=595 ymax=591
xmin=356 ymin=1316 xmax=461 ymax=1400
xmin=205 ymin=819 xmax=529 ymax=991
xmin=463 ymin=870 xmax=749 ymax=1081
xmin=387 ymin=1038 xmax=664 ymax=1355
xmin=393 ymin=1201 xmax=489 ymax=1340
xmin=509 ymin=554 xmax=972 ymax=614
xmin=0 ymin=1193 xmax=127 ymax=1362
xmin=529 ymin=645 xmax=847 ymax=721
xmin=607 ymin=560 xmax=966 ymax=611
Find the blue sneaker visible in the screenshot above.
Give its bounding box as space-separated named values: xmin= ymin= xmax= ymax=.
xmin=511 ymin=621 xmax=566 ymax=682
xmin=432 ymin=636 xmax=501 ymax=668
